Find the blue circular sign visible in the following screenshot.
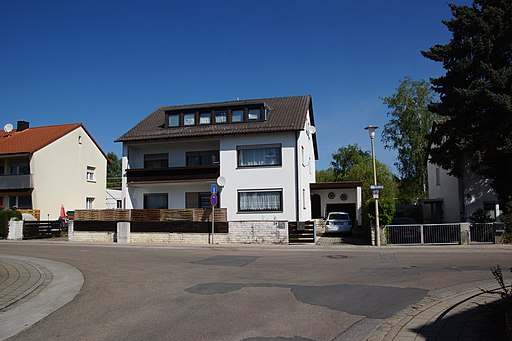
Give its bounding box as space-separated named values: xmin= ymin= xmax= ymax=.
xmin=210 ymin=194 xmax=218 ymax=207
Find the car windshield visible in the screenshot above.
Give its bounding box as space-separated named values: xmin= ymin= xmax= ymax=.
xmin=329 ymin=213 xmax=349 ymax=220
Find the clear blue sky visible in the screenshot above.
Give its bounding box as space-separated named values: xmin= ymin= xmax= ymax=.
xmin=0 ymin=0 xmax=471 ymax=173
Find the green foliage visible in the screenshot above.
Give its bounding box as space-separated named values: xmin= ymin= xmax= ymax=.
xmin=381 ymin=77 xmax=437 ymax=204
xmin=422 ymin=0 xmax=512 ymax=210
xmin=323 ymin=144 xmax=398 ymax=234
xmin=315 ymin=169 xmax=336 ymax=182
xmin=107 ymin=152 xmax=122 ymax=190
xmin=500 ymin=213 xmax=512 ymax=244
xmin=330 ymin=144 xmax=370 ymax=180
xmin=469 ymin=208 xmax=494 ymax=223
xmin=0 ymin=210 xmax=22 ymax=239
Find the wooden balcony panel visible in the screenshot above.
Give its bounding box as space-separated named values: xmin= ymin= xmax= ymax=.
xmin=127 ymin=165 xmax=220 ymax=183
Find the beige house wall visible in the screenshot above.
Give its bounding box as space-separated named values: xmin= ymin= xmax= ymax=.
xmin=31 ymin=126 xmax=107 ymax=219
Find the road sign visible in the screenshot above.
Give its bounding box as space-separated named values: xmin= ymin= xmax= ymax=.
xmin=211 ymin=184 xmax=217 ymax=194
xmin=210 ymin=193 xmax=218 ymax=207
xmin=370 ymin=185 xmax=384 ymax=190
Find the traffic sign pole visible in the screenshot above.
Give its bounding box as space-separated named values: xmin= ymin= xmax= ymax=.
xmin=210 ymin=193 xmax=218 ymax=244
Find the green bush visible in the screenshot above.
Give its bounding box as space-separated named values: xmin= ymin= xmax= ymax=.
xmin=0 ymin=210 xmax=22 ymax=239
xmin=500 ymin=213 xmax=512 ymax=244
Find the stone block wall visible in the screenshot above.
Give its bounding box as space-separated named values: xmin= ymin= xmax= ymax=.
xmin=71 ymin=231 xmax=115 ymax=243
xmin=228 ymin=221 xmax=288 ymax=244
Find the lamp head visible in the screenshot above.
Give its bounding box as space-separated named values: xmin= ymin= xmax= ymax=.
xmin=364 ymin=125 xmax=379 ymax=138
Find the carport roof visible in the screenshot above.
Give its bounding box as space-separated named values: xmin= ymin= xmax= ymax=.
xmin=310 ymin=182 xmax=362 ymax=190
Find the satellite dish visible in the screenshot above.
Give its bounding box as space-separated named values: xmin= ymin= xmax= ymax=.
xmin=216 ymin=176 xmax=226 ymax=187
xmin=307 ymin=126 xmax=316 ymax=135
xmin=3 ymin=123 xmax=13 ymax=133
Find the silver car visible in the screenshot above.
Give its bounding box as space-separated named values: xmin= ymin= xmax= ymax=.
xmin=325 ymin=212 xmax=353 ymax=236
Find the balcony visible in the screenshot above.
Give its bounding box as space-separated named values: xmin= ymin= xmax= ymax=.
xmin=0 ymin=174 xmax=34 ymax=191
xmin=126 ymin=165 xmax=220 ymax=183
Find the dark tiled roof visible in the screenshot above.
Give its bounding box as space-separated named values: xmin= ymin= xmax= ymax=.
xmin=116 ymin=95 xmax=315 ymax=142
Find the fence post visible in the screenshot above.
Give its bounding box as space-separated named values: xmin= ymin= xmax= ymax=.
xmin=420 ymin=225 xmax=424 ymax=244
xmin=460 ymin=223 xmax=470 ymax=245
xmin=7 ymin=219 xmax=23 ymax=240
xmin=117 ymin=222 xmax=131 ymax=244
xmin=68 ymin=220 xmax=74 ymax=241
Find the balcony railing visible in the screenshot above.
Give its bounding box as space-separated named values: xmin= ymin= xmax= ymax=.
xmin=0 ymin=174 xmax=33 ymax=190
xmin=126 ymin=165 xmax=220 ymax=183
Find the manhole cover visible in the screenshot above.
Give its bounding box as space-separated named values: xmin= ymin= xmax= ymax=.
xmin=326 ymin=255 xmax=349 ymax=259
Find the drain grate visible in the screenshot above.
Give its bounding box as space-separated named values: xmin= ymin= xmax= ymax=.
xmin=326 ymin=255 xmax=349 ymax=259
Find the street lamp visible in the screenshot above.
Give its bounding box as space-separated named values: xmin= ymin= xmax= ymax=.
xmin=364 ymin=125 xmax=381 ymax=247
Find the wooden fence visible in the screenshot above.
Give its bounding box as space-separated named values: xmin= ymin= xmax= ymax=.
xmin=73 ymin=208 xmax=228 ymax=233
xmin=23 ymin=220 xmax=62 ymax=239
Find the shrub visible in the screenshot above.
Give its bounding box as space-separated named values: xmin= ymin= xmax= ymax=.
xmin=0 ymin=210 xmax=22 ymax=239
xmin=500 ymin=213 xmax=512 ymax=244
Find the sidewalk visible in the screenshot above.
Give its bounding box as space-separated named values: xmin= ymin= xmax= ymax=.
xmin=368 ymin=281 xmax=504 ymax=340
xmin=0 ymin=255 xmax=83 ymax=340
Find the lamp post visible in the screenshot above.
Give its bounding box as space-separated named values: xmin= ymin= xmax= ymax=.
xmin=365 ymin=125 xmax=381 ymax=247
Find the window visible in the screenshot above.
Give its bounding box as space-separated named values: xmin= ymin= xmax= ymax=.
xmin=86 ymin=166 xmax=96 ymax=182
xmin=301 ymin=146 xmax=305 ymax=166
xmin=184 ymin=113 xmax=196 ymax=126
xmin=169 ymin=114 xmax=180 ymax=127
xmin=144 ymin=193 xmax=168 ymax=209
xmin=186 ymin=151 xmax=219 ymax=166
xmin=9 ymin=160 xmax=29 ymax=175
xmin=215 ymin=111 xmax=227 ymax=123
xmin=248 ymin=108 xmax=260 ymax=121
xmin=0 ymin=196 xmax=3 ymax=209
xmin=238 ymin=145 xmax=281 ymax=167
xmin=231 ymin=109 xmax=244 ymax=122
xmin=116 ymin=200 xmax=123 ymax=209
xmin=199 ymin=112 xmax=211 ymax=124
xmin=186 ymin=192 xmax=212 ymax=208
xmin=0 ymin=164 xmax=4 ymax=175
xmin=144 ymin=153 xmax=168 ymax=168
xmin=435 ymin=167 xmax=441 ymax=186
xmin=303 ymin=189 xmax=306 ymax=209
xmin=238 ymin=190 xmax=282 ymax=212
xmin=86 ymin=197 xmax=94 ymax=209
xmin=9 ymin=195 xmax=32 ymax=209
xmin=78 ymin=136 xmax=82 ymax=144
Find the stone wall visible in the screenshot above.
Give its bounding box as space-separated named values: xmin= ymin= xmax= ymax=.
xmin=71 ymin=231 xmax=115 ymax=243
xmin=228 ymin=221 xmax=288 ymax=244
xmin=68 ymin=220 xmax=289 ymax=244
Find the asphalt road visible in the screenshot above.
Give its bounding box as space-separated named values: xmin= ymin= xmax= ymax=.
xmin=1 ymin=241 xmax=511 ymax=341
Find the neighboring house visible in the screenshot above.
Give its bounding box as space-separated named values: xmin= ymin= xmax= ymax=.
xmin=0 ymin=121 xmax=107 ymax=219
xmin=115 ymin=95 xmax=318 ymax=222
xmin=106 ymin=189 xmax=122 ymax=209
xmin=426 ymin=161 xmax=501 ymax=223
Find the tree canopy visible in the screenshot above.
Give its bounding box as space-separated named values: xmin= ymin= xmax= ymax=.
xmin=107 ymin=152 xmax=122 ymax=189
xmin=381 ymin=77 xmax=437 ymax=204
xmin=422 ymin=0 xmax=512 ymax=210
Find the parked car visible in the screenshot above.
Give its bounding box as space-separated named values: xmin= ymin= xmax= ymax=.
xmin=325 ymin=212 xmax=353 ymax=236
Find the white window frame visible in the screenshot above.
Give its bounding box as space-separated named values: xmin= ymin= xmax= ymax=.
xmin=86 ymin=197 xmax=94 ymax=209
xmin=86 ymin=166 xmax=96 ymax=182
xmin=238 ymin=189 xmax=283 ymax=212
xmin=237 ymin=144 xmax=282 ymax=168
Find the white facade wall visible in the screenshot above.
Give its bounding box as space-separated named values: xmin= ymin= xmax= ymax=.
xmin=30 ymin=127 xmax=107 ymax=219
xmin=122 ymin=129 xmax=317 ymax=223
xmin=428 ymin=163 xmax=460 ymax=222
xmin=312 ymin=188 xmax=362 ymax=224
xmin=220 ymin=132 xmax=298 ymax=221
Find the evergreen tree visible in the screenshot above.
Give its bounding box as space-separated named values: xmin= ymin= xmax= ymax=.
xmin=422 ymin=0 xmax=512 ymax=210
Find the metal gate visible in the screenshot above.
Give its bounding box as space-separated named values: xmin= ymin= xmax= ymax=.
xmin=469 ymin=223 xmax=495 ymax=244
xmin=385 ymin=223 xmax=461 ymax=245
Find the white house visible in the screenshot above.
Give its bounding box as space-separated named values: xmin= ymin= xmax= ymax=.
xmin=0 ymin=121 xmax=107 ymax=219
xmin=115 ymin=95 xmax=318 ymax=223
xmin=427 ymin=161 xmax=501 ymax=223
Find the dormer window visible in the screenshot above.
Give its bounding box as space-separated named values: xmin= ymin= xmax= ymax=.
xmin=215 ymin=111 xmax=227 ymax=123
xmin=184 ymin=113 xmax=195 ymax=126
xmin=199 ymin=112 xmax=211 ymax=124
xmin=231 ymin=110 xmax=244 ymax=123
xmin=248 ymin=108 xmax=261 ymax=121
xmin=169 ymin=114 xmax=180 ymax=127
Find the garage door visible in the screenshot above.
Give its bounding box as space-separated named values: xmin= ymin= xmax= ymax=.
xmin=326 ymin=203 xmax=357 ymax=225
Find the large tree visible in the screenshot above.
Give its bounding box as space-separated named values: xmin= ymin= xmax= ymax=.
xmin=381 ymin=77 xmax=437 ymax=204
xmin=107 ymin=152 xmax=122 ymax=189
xmin=422 ymin=0 xmax=512 ymax=210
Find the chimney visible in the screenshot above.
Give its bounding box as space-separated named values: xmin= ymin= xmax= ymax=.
xmin=17 ymin=120 xmax=29 ymax=132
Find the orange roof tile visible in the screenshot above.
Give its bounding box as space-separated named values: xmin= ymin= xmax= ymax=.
xmin=0 ymin=123 xmax=84 ymax=155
